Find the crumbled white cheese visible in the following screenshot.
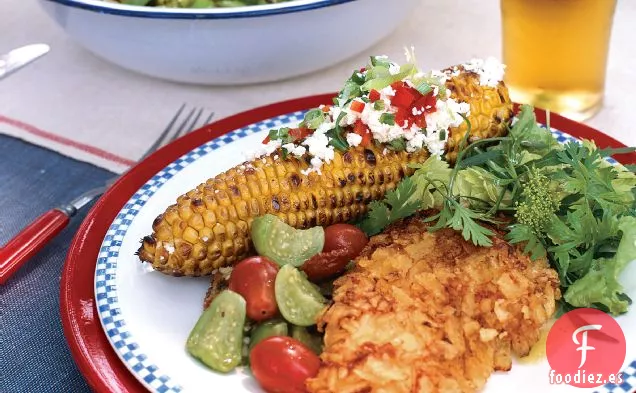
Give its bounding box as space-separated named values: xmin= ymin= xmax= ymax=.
xmin=245 ymin=140 xmax=281 ymax=161
xmin=380 ymin=85 xmax=396 ymax=98
xmin=164 ymin=244 xmax=175 ymax=254
xmin=201 ymin=236 xmax=209 ymax=242
xmin=316 ymin=120 xmax=335 ymax=135
xmin=303 ymin=132 xmax=333 ymax=161
xmin=346 ymin=132 xmax=363 ymax=147
xmin=282 ymin=142 xmax=307 ymax=157
xmin=423 ymin=97 xmax=470 ymax=156
xmin=406 ymin=131 xmax=426 ymax=153
xmin=389 ymin=62 xmax=401 ymax=75
xmin=412 ymin=107 xmax=424 ymax=116
xmin=462 ymin=57 xmax=505 ymax=87
xmin=339 ymin=107 xmax=362 ymax=126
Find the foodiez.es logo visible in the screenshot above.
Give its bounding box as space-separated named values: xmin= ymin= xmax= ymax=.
xmin=546 ymin=308 xmax=626 ymax=388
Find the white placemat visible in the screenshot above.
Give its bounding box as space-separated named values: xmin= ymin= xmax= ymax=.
xmin=2 ymin=0 xmax=635 ymax=174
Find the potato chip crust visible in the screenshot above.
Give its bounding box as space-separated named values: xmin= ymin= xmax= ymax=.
xmin=307 ymin=217 xmax=560 ymax=393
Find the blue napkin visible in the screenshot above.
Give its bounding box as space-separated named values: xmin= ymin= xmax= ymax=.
xmin=1 ymin=134 xmax=114 ymax=393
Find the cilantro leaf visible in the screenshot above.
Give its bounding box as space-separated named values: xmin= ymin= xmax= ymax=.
xmin=358 ymin=177 xmax=420 ymax=236
xmin=506 ymin=223 xmax=547 ymax=260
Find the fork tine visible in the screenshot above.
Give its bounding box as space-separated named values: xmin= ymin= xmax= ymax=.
xmin=203 ymin=112 xmax=215 ymax=127
xmin=169 ymin=107 xmax=197 ymax=143
xmin=184 ymin=108 xmax=204 ymax=135
xmin=139 ymin=103 xmax=186 ymax=161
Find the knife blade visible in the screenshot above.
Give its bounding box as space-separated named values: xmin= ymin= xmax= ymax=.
xmin=0 ymin=44 xmax=50 ymax=80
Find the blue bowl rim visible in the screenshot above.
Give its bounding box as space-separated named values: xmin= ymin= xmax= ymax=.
xmin=42 ymin=0 xmax=357 ymax=19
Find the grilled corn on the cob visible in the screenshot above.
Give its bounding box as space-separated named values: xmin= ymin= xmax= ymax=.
xmin=137 ymin=66 xmax=513 ymax=276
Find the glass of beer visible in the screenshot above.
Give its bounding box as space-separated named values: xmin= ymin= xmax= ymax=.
xmin=500 ymin=0 xmax=617 ymax=121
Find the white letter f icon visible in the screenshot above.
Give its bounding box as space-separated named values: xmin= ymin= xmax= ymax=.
xmin=572 ymin=324 xmax=602 ymax=368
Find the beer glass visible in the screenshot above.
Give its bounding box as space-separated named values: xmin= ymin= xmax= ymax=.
xmin=500 ymin=0 xmax=617 ymax=121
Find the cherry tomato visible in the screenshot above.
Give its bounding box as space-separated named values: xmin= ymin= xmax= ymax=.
xmin=250 ymin=336 xmax=320 ymax=393
xmin=323 ymin=224 xmax=368 ymax=255
xmin=228 ymin=256 xmax=279 ymax=321
xmin=301 ymin=248 xmax=351 ymax=281
xmin=301 ymin=224 xmax=368 ymax=281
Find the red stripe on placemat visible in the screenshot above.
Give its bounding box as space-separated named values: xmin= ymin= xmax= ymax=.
xmin=0 ymin=115 xmax=136 ymax=167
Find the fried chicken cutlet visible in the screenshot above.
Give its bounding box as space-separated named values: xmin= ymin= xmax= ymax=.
xmin=307 ymin=217 xmax=560 ymax=393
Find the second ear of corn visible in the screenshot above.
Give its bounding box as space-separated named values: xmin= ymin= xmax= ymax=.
xmin=137 ymin=68 xmax=513 ymax=276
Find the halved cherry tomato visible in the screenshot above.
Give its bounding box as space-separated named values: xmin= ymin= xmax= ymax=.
xmin=353 ymin=121 xmax=372 ymax=147
xmin=301 ymin=248 xmax=350 ymax=282
xmin=368 ymin=89 xmax=381 ymax=102
xmin=323 ymin=224 xmax=368 ymax=255
xmin=301 ymin=224 xmax=368 ymax=281
xmin=228 ymin=256 xmax=279 ymax=321
xmin=349 ymin=100 xmax=365 ymax=113
xmin=250 ymin=336 xmax=321 ymax=393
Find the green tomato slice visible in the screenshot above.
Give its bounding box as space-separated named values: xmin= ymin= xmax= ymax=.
xmin=186 ymin=290 xmax=246 ymax=373
xmin=249 ymin=319 xmax=288 ymax=351
xmin=251 ymin=214 xmax=324 ymax=267
xmin=275 ymin=265 xmax=326 ymax=327
xmin=290 ymin=325 xmax=323 ymax=355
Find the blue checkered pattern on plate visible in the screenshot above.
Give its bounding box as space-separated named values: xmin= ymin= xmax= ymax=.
xmin=94 ymin=113 xmax=632 ymax=393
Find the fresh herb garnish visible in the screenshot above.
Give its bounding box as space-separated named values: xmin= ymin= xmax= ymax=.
xmin=359 ymin=177 xmax=420 ymax=236
xmin=357 ymin=104 xmax=636 ymax=315
xmin=267 ymin=127 xmax=292 ymax=144
xmin=302 ymin=109 xmax=325 ymax=130
xmin=379 ymin=113 xmax=395 ymax=125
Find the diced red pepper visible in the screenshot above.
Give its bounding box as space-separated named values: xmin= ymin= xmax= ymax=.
xmin=368 ymin=89 xmax=381 ymax=102
xmin=321 ymin=105 xmax=331 ymax=113
xmin=353 ymin=121 xmax=372 ymax=147
xmin=394 ymin=108 xmax=410 ymax=129
xmin=289 ymin=127 xmax=312 ymax=141
xmin=359 ymin=67 xmax=366 ymax=73
xmin=412 ymin=92 xmax=437 ymax=114
xmin=262 ymin=135 xmax=271 ymax=144
xmin=391 ymin=85 xmax=418 ymax=109
xmin=349 ymin=100 xmax=365 ymax=113
xmin=413 ymin=114 xmax=427 ymax=129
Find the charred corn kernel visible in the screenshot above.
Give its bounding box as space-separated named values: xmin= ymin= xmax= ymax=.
xmin=137 ymin=68 xmax=513 ymax=276
xmin=444 ymin=66 xmax=513 ymax=162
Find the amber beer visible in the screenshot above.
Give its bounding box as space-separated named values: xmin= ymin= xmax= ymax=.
xmin=501 ymin=0 xmax=617 ymax=121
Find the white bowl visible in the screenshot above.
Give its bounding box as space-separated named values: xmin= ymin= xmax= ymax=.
xmin=39 ymin=0 xmax=420 ymax=85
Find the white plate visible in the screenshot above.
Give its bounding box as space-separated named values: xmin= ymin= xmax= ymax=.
xmin=94 ymin=110 xmax=636 ymax=393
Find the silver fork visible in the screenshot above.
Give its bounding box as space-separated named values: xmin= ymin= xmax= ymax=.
xmin=0 ymin=105 xmax=215 ymax=285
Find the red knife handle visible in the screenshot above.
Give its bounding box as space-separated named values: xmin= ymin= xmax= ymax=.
xmin=0 ymin=208 xmax=70 ymax=285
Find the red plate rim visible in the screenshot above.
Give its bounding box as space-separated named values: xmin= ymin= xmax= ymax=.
xmin=60 ymin=94 xmax=636 ymax=393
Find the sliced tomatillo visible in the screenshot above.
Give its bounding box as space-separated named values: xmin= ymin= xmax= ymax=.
xmin=251 ymin=214 xmax=324 ymax=267
xmin=249 ymin=319 xmax=288 ymax=351
xmin=290 ymin=325 xmax=323 ymax=355
xmin=275 ymin=265 xmax=326 ymax=327
xmin=186 ymin=290 xmax=246 ymax=373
